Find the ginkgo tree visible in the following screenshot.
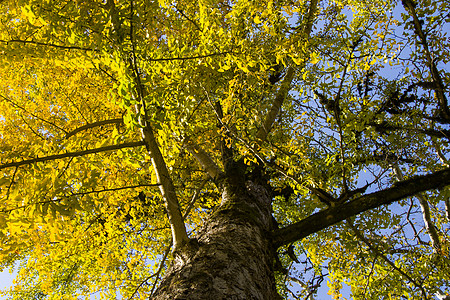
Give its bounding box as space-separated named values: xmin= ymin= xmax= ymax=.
xmin=0 ymin=0 xmax=449 ymax=299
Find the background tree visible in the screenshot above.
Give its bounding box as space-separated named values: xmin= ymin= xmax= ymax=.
xmin=0 ymin=0 xmax=449 ymax=299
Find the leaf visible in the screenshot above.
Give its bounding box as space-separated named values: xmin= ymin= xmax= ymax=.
xmin=0 ymin=0 xmax=449 ymax=299
xmin=254 ymin=15 xmax=262 ymax=24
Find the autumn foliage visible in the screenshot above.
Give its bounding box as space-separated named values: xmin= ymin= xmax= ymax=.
xmin=0 ymin=0 xmax=449 ymax=299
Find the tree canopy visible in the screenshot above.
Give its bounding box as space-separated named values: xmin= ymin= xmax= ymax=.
xmin=0 ymin=0 xmax=449 ymax=299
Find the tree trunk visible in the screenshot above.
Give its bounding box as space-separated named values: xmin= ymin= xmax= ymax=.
xmin=153 ymin=172 xmax=281 ymax=299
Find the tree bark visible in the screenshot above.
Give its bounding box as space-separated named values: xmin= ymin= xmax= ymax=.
xmin=153 ymin=172 xmax=281 ymax=299
xmin=152 ymin=164 xmax=450 ymax=299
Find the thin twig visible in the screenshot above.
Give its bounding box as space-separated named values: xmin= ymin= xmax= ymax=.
xmin=0 ymin=141 xmax=145 ymax=170
xmin=0 ymin=93 xmax=68 ymax=134
xmin=347 ymin=218 xmax=428 ymax=299
xmin=0 ymin=39 xmax=95 ymax=51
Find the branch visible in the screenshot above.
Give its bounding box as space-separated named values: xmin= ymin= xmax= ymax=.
xmin=0 ymin=93 xmax=68 ymax=135
xmin=1 ymin=183 xmax=160 ymax=213
xmin=272 ymin=168 xmax=450 ymax=248
xmin=67 ymin=183 xmax=161 ymax=197
xmin=392 ymin=164 xmax=442 ymax=252
xmin=433 ymin=138 xmax=449 ymax=166
xmin=401 ymin=0 xmax=450 ymax=121
xmin=149 ymin=242 xmax=172 ymax=297
xmin=0 ymin=39 xmax=95 ymax=51
xmin=369 ymin=122 xmax=450 ymax=139
xmin=0 ymin=141 xmax=145 ymax=170
xmin=303 ymin=0 xmax=319 ymax=36
xmin=347 ymin=219 xmax=428 ymax=299
xmin=65 ymin=118 xmax=123 ymax=138
xmin=445 ymin=190 xmax=450 ymax=222
xmin=183 ymin=137 xmax=224 ymax=180
xmin=174 ymin=5 xmax=202 ymax=32
xmin=140 ymin=124 xmax=189 ymax=250
xmin=256 ymin=66 xmax=295 ymax=142
xmin=255 ymin=0 xmax=318 ymax=143
xmin=128 ymin=243 xmax=171 ymax=300
xmin=127 ymin=3 xmax=189 ymax=250
xmin=147 ymin=51 xmax=233 ymax=62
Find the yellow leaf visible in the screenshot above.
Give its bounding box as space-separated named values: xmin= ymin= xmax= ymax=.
xmin=310 ymin=53 xmax=319 ymax=64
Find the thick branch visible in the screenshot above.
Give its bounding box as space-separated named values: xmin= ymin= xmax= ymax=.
xmin=0 ymin=141 xmax=145 ymax=170
xmin=141 ymin=125 xmax=189 ymax=250
xmin=66 ymin=118 xmax=123 ymax=138
xmin=183 ymin=137 xmax=224 ymax=180
xmin=303 ymin=0 xmax=319 ymax=36
xmin=370 ymin=122 xmax=450 ymax=139
xmin=272 ymin=168 xmax=450 ymax=248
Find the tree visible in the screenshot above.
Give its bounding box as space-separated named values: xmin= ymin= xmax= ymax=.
xmin=0 ymin=0 xmax=449 ymax=298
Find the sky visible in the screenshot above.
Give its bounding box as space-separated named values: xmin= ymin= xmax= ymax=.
xmin=1 ymin=1 xmax=449 ymax=300
xmin=0 ymin=268 xmax=16 ymax=300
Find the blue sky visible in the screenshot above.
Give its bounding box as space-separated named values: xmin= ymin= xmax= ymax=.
xmin=0 ymin=268 xmax=16 ymax=300
xmin=1 ymin=1 xmax=449 ymax=299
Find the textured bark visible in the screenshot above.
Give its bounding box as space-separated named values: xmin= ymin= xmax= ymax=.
xmin=153 ymin=176 xmax=280 ymax=299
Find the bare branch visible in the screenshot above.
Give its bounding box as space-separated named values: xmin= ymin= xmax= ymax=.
xmin=66 ymin=118 xmax=123 ymax=138
xmin=128 ymin=243 xmax=171 ymax=300
xmin=149 ymin=243 xmax=172 ymax=298
xmin=183 ymin=178 xmax=208 ymax=220
xmin=0 ymin=141 xmax=145 ymax=170
xmin=272 ymin=168 xmax=450 ymax=248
